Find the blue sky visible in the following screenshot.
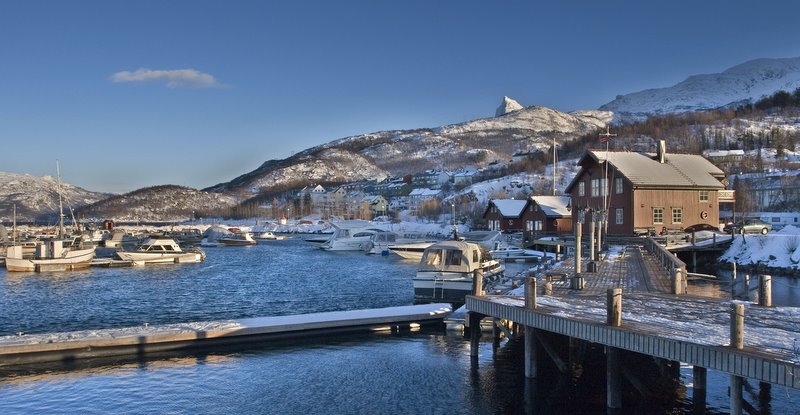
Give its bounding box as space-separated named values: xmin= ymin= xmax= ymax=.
xmin=2 ymin=1 xmax=799 ymax=193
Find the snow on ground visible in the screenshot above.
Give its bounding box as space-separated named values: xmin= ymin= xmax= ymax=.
xmin=719 ymin=225 xmax=800 ymax=268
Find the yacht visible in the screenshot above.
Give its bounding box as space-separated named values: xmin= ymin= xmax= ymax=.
xmin=218 ymin=232 xmax=257 ymax=246
xmin=368 ymin=231 xmax=435 ymax=256
xmin=320 ymin=221 xmax=378 ymax=251
xmin=413 ymin=240 xmax=504 ymax=304
xmin=116 ymin=238 xmax=205 ymax=265
xmin=387 ymin=241 xmax=435 ymax=260
xmin=254 ymin=231 xmax=286 ymax=241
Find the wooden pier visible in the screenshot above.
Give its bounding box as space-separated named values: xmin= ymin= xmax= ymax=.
xmin=0 ymin=304 xmax=451 ymax=366
xmin=467 ymin=244 xmax=798 ymax=414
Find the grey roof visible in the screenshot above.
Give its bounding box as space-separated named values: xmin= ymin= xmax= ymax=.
xmin=568 ymin=151 xmax=725 ymax=191
xmin=491 ymin=199 xmax=527 ymax=217
xmin=530 ymin=195 xmax=571 ymax=217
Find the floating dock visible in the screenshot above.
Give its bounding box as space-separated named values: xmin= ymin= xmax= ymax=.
xmin=0 ymin=304 xmax=452 ymax=366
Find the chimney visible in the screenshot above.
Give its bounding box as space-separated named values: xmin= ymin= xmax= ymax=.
xmin=657 ymin=140 xmax=666 ymax=163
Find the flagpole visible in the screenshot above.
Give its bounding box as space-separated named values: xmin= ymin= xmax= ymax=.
xmin=599 ymin=126 xmax=616 ymax=247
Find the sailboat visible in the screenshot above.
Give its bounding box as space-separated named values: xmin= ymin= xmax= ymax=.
xmin=5 ymin=162 xmax=96 ymax=272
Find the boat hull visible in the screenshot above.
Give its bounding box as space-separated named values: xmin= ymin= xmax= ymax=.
xmin=413 ymin=266 xmax=504 ymax=304
xmin=5 ymin=248 xmax=95 ymax=272
xmin=116 ymin=251 xmax=204 ymax=265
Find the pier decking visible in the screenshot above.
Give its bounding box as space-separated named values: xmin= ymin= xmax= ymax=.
xmin=468 ymin=243 xmax=798 ymax=413
xmin=467 ymin=293 xmax=799 ymax=389
xmin=0 ymin=304 xmax=452 ymax=366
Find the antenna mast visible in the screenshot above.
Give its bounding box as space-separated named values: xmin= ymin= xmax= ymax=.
xmin=56 ymin=160 xmax=65 ymax=239
xmin=553 ymin=136 xmax=557 ymax=195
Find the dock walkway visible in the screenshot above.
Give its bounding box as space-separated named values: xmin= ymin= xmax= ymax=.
xmin=0 ymin=304 xmax=452 ymax=366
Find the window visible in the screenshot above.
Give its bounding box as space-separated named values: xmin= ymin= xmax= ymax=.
xmin=591 ymin=178 xmax=608 ymax=197
xmin=653 ymin=207 xmax=664 ymax=225
xmin=615 ymin=177 xmax=623 ymax=194
xmin=672 ymin=208 xmax=683 ymax=224
xmin=525 ymin=220 xmax=533 ymax=231
xmin=578 ymin=182 xmax=585 ymax=197
xmin=615 ymin=208 xmax=623 ymax=225
xmin=424 ymin=249 xmax=442 ymax=266
xmin=445 ymin=249 xmax=462 ymax=266
xmin=699 ymin=190 xmax=709 ymax=202
xmin=534 ymin=220 xmax=543 ymax=231
xmin=772 ymin=217 xmax=780 ymax=223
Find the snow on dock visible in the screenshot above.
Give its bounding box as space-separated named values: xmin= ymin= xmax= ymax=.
xmin=0 ymin=304 xmax=452 ymax=366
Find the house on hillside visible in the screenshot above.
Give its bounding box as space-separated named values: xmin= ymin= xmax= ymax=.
xmin=522 ymin=195 xmax=572 ymax=241
xmin=407 ymin=188 xmax=442 ymax=216
xmin=452 ymin=167 xmax=478 ymax=186
xmin=483 ymin=199 xmax=527 ymax=233
xmin=564 ymin=141 xmax=727 ymax=236
xmin=359 ymin=195 xmax=388 ymax=219
xmin=412 ymin=170 xmax=450 ymax=189
xmin=730 ymin=170 xmax=800 ymax=212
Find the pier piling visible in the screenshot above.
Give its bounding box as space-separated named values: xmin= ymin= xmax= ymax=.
xmin=607 ymin=288 xmax=622 ymax=327
xmin=758 ymin=275 xmax=772 ymax=307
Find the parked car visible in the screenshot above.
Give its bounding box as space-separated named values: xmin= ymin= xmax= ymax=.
xmin=684 ymin=223 xmax=719 ymax=233
xmin=723 ymin=219 xmax=772 ymax=235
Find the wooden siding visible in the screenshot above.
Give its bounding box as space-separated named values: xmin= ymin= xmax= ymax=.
xmin=633 ymin=189 xmax=719 ymax=233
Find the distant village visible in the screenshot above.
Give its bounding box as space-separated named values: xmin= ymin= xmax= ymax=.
xmin=264 ymin=143 xmax=800 ymax=243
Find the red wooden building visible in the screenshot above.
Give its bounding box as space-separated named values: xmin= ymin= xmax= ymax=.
xmin=564 ymin=142 xmax=727 ymax=236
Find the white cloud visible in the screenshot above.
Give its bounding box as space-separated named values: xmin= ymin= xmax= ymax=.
xmin=110 ymin=68 xmax=219 ymax=88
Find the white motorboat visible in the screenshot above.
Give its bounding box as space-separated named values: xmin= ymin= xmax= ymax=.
xmin=5 ymin=162 xmax=97 ymax=272
xmin=460 ymin=230 xmax=504 ymax=249
xmin=386 ymin=241 xmax=436 ymax=260
xmin=5 ymin=239 xmax=95 ymax=272
xmin=367 ymin=231 xmax=436 ymax=256
xmin=413 ymin=240 xmax=504 ymax=304
xmin=489 ymin=243 xmax=541 ymax=262
xmin=116 ymin=238 xmax=205 ymax=265
xmin=320 ymin=221 xmax=378 ymax=251
xmin=218 ymin=232 xmax=257 ymax=246
xmin=254 ymin=231 xmax=286 ymax=241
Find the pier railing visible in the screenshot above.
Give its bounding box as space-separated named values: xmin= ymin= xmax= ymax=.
xmin=644 ymin=237 xmax=687 ymax=294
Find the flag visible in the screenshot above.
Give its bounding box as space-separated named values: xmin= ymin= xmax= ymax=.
xmin=600 ymin=135 xmax=612 ymax=144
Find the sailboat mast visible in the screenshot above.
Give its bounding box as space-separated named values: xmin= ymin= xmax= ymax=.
xmin=553 ymin=137 xmax=557 ymax=196
xmin=12 ymin=204 xmax=17 ymax=244
xmin=57 ymin=160 xmax=65 ymax=239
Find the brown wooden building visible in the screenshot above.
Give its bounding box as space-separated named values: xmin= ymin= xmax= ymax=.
xmin=521 ymin=195 xmax=572 ymax=241
xmin=564 ymin=142 xmax=726 ymax=236
xmin=483 ymin=199 xmax=527 ymax=233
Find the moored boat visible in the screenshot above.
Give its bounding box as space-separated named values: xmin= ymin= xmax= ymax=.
xmin=218 ymin=232 xmax=257 ymax=246
xmin=254 ymin=231 xmax=286 ymax=241
xmin=413 ymin=240 xmax=504 ymax=304
xmin=320 ymin=221 xmax=377 ymax=251
xmin=115 ymin=238 xmax=205 ymax=265
xmin=5 ymin=239 xmax=95 ymax=272
xmin=387 ymin=241 xmax=436 ymax=260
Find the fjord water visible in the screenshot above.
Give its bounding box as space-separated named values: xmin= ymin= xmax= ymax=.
xmin=0 ymin=238 xmax=798 ymax=414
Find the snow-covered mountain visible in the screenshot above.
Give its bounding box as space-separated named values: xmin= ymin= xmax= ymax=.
xmin=0 ymin=172 xmax=111 ymax=222
xmin=601 ymin=57 xmax=800 ymax=120
xmin=496 ymin=96 xmax=524 ymax=116
xmin=207 ymin=101 xmax=612 ymax=193
xmin=76 ymin=185 xmax=239 ymax=222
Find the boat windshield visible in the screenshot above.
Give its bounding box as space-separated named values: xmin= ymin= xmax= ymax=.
xmin=422 ymin=249 xmax=442 ymax=266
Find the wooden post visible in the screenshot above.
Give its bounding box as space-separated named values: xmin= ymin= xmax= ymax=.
xmin=607 ymin=346 xmax=622 ymax=410
xmin=672 ymin=265 xmax=682 ymax=295
xmin=693 ymin=366 xmax=707 ymax=411
xmin=730 ymin=303 xmax=744 ymax=350
xmin=469 ymin=313 xmax=483 ymax=357
xmin=555 ymin=244 xmax=560 ymax=261
xmin=744 ymin=274 xmax=750 ymax=300
xmin=589 ymin=217 xmax=596 ymax=261
xmin=472 ymin=268 xmax=484 ymax=296
xmin=574 ymin=221 xmax=582 ymax=275
xmin=758 ymin=275 xmax=772 ymax=307
xmin=544 ymin=281 xmax=553 ymax=296
xmin=596 ymin=219 xmax=603 ymax=259
xmin=524 ymin=326 xmax=537 ymax=378
xmin=525 ymin=276 xmax=536 ymax=309
xmin=607 ymin=288 xmax=622 ymax=327
xmin=731 ymin=374 xmax=744 ymax=415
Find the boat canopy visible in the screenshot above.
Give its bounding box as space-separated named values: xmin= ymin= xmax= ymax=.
xmin=418 ymin=240 xmax=485 ymax=273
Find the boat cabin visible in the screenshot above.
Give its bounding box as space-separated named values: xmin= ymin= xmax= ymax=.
xmin=418 ymin=240 xmax=487 ymax=274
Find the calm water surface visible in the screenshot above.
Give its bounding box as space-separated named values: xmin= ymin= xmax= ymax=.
xmin=1 ymin=238 xmax=799 ymax=414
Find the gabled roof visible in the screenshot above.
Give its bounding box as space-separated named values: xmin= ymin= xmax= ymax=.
xmin=409 ymin=188 xmax=442 ymax=197
xmin=530 ymin=195 xmax=571 ymax=217
xmin=489 ymin=199 xmax=527 ymax=217
xmin=565 ymin=150 xmax=725 ymax=192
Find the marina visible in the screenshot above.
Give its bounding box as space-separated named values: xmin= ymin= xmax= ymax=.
xmin=2 ymin=237 xmax=800 ymax=413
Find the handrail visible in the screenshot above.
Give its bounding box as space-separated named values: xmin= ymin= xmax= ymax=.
xmin=644 ymin=237 xmax=687 ymax=294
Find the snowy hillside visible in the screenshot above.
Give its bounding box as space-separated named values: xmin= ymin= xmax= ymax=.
xmin=0 ymin=172 xmax=111 ymax=222
xmin=208 ymin=102 xmax=612 ymax=194
xmin=601 ymin=57 xmax=800 ymax=120
xmin=76 ymin=185 xmax=239 ymax=222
